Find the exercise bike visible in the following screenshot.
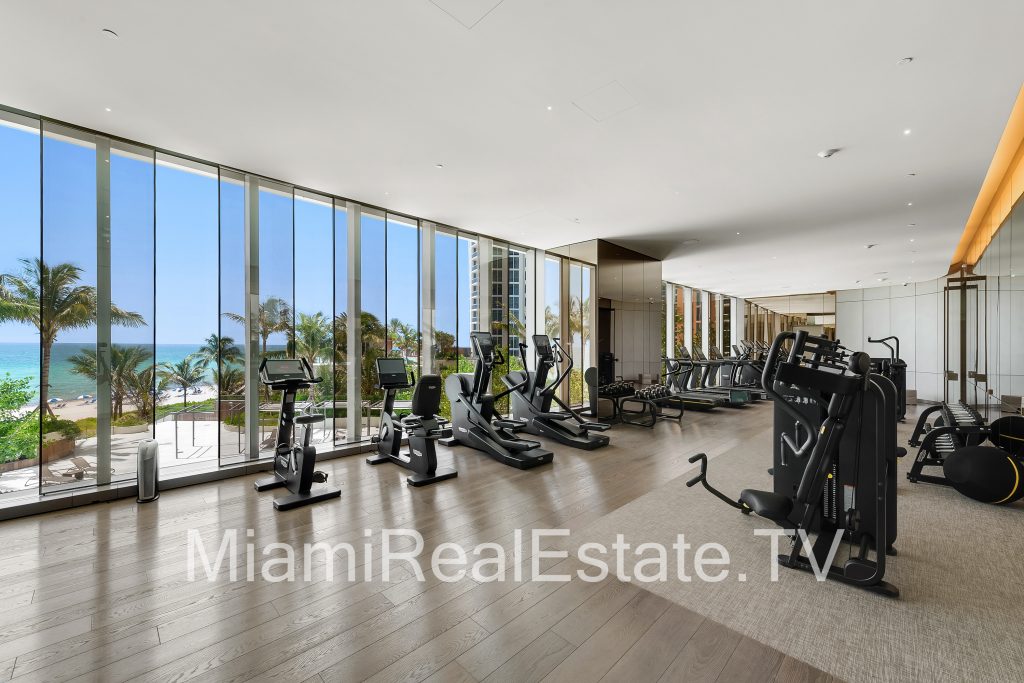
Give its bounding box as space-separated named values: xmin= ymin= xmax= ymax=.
xmin=443 ymin=331 xmax=554 ymax=469
xmin=503 ymin=335 xmax=610 ymax=450
xmin=253 ymin=358 xmax=341 ymax=511
xmin=368 ymin=357 xmax=458 ymax=486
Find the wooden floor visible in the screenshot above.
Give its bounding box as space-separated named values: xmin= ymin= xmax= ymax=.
xmin=0 ymin=402 xmax=834 ymax=683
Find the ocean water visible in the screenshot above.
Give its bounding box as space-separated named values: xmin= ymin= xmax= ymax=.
xmin=0 ymin=342 xmax=217 ymax=403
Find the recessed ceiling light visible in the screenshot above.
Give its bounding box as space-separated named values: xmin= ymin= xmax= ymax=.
xmin=546 ymin=105 xmax=553 ymax=111
xmin=681 ymin=238 xmax=700 ymax=246
xmin=908 ymin=223 xmax=916 ymax=227
xmin=906 ymin=172 xmax=917 ymax=177
xmin=817 ymin=148 xmax=841 ymax=159
xmin=907 ymin=202 xmax=913 ymax=206
xmin=736 ymin=232 xmax=741 ymax=236
xmin=101 ymin=28 xmax=119 ymax=39
xmin=855 ymin=280 xmax=862 ymax=284
xmin=903 ymin=129 xmax=912 ymax=136
xmin=104 ymin=107 xmax=112 ymax=112
xmin=898 ymin=57 xmax=914 ymax=66
xmin=875 ymin=271 xmax=888 ymax=275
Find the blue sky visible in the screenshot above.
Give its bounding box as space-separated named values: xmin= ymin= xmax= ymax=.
xmin=0 ymin=121 xmax=469 ymax=348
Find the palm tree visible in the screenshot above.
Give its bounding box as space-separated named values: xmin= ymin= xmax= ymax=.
xmin=196 ymin=334 xmax=241 ymax=370
xmin=67 ymin=345 xmax=152 ymax=418
xmin=124 ymin=364 xmax=164 ymax=422
xmin=0 ymin=259 xmax=146 ymax=416
xmin=397 ymin=321 xmax=418 ymax=359
xmin=544 ymin=305 xmax=560 ymax=339
xmin=212 ymin=365 xmax=245 ymax=395
xmin=159 ymin=354 xmax=207 ymax=408
xmin=223 ymin=296 xmax=292 ymax=362
xmin=292 ymin=312 xmax=332 ymax=364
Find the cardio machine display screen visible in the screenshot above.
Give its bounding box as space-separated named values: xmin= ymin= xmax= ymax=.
xmin=376 ymin=358 xmax=408 ymax=387
xmin=532 ymin=335 xmax=553 ymax=359
xmin=472 ymin=332 xmax=493 ymax=355
xmin=263 ymin=359 xmax=308 ymax=381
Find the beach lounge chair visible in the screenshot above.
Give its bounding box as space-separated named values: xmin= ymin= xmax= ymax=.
xmin=71 ymin=457 xmax=114 ymax=476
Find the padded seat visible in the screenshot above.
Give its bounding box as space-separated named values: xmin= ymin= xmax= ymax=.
xmin=738 ymin=489 xmax=793 ymax=523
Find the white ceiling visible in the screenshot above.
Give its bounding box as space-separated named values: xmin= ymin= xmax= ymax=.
xmin=2 ymin=1 xmax=1022 ymax=298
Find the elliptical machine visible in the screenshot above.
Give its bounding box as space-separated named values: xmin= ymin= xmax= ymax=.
xmin=368 ymin=357 xmax=458 ymax=487
xmin=444 ymin=331 xmax=554 ymax=469
xmin=254 ymin=358 xmax=341 ymax=511
xmin=504 ymin=335 xmax=610 ymax=450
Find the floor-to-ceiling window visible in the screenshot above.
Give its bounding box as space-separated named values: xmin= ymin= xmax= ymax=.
xmin=332 ymin=201 xmax=349 ymax=445
xmin=708 ymin=292 xmax=719 ymax=355
xmin=156 ymin=154 xmax=219 ymax=469
xmin=218 ymin=170 xmax=246 ymax=463
xmin=1 ymin=101 xmax=549 ymax=510
xmin=722 ymin=297 xmax=732 ymax=354
xmin=386 ymin=214 xmax=420 ymax=401
xmin=489 ymin=243 xmax=510 ymax=413
xmin=41 ymin=123 xmax=98 ymax=493
xmin=294 ymin=190 xmax=334 ymax=446
xmin=434 ymin=227 xmax=459 ymax=417
xmin=359 ymin=208 xmax=387 ymax=440
xmin=108 ymin=142 xmax=155 ymax=482
xmin=674 ymin=286 xmax=686 ymax=354
xmin=0 ymin=112 xmax=41 ymax=499
xmin=692 ymin=288 xmax=702 ymax=354
xmin=255 ymin=181 xmax=294 ymax=453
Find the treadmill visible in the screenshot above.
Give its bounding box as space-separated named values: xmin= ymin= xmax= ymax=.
xmin=709 ymin=345 xmax=767 ymax=400
xmin=679 ymin=347 xmax=752 ymax=407
xmin=662 ymin=357 xmax=726 ymax=411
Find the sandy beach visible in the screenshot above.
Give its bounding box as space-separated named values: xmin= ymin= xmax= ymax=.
xmin=38 ymin=386 xmax=220 ymax=422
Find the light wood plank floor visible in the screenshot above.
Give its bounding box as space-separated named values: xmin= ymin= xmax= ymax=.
xmin=0 ymin=402 xmax=835 ymax=682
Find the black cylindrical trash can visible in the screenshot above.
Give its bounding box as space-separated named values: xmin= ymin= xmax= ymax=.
xmin=137 ymin=439 xmax=160 ymax=503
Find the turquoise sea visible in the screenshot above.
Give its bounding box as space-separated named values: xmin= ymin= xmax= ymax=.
xmin=0 ymin=342 xmax=215 ymax=403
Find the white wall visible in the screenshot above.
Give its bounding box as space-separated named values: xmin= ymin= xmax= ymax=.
xmin=835 ymin=280 xmax=944 ymax=401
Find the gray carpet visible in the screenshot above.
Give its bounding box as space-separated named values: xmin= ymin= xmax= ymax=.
xmin=567 ymin=409 xmax=1024 ymax=682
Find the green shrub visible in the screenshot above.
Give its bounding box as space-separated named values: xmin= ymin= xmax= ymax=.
xmin=113 ymin=413 xmax=148 ymax=427
xmin=75 ymin=417 xmax=97 ymax=438
xmin=42 ymin=415 xmax=81 ymax=440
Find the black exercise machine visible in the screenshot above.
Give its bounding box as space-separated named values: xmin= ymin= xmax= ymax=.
xmin=504 ymin=335 xmax=611 ymax=450
xmin=688 ymin=331 xmax=899 ymax=597
xmin=254 ymin=358 xmax=341 ymax=511
xmin=868 ymin=336 xmax=908 ymax=421
xmin=677 ymin=347 xmax=752 ymax=407
xmin=661 ymin=357 xmax=726 ymax=411
xmin=907 ymin=402 xmax=1024 ymax=504
xmin=368 ymin=357 xmax=457 ymax=486
xmin=443 ymin=331 xmax=554 ymax=469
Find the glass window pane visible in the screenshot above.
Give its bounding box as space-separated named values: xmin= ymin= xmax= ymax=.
xmin=155 ymin=154 xmax=219 ymax=469
xmin=218 ymin=170 xmax=246 ymax=463
xmin=359 ymin=208 xmax=386 ymax=441
xmin=333 ymin=202 xmax=348 ymax=446
xmin=459 ymin=234 xmax=479 ymax=367
xmin=489 ymin=243 xmax=509 ymax=413
xmin=435 ymin=228 xmax=458 ymax=418
xmin=0 ymin=113 xmax=41 ymax=500
xmin=386 ymin=214 xmax=419 ymax=403
xmin=294 ymin=190 xmax=333 ymax=448
xmin=569 ymin=262 xmax=583 ymax=405
xmin=41 ymin=123 xmax=97 ymax=493
xmin=110 ymin=142 xmax=154 ymax=482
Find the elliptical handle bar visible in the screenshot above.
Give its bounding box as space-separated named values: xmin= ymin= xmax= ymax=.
xmin=867 ymin=335 xmax=899 ymax=362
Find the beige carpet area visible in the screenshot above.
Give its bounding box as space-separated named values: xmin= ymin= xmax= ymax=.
xmin=567 ymin=406 xmax=1024 ymax=682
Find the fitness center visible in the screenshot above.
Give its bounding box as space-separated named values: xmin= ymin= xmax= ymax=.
xmin=0 ymin=3 xmax=1021 ymax=682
